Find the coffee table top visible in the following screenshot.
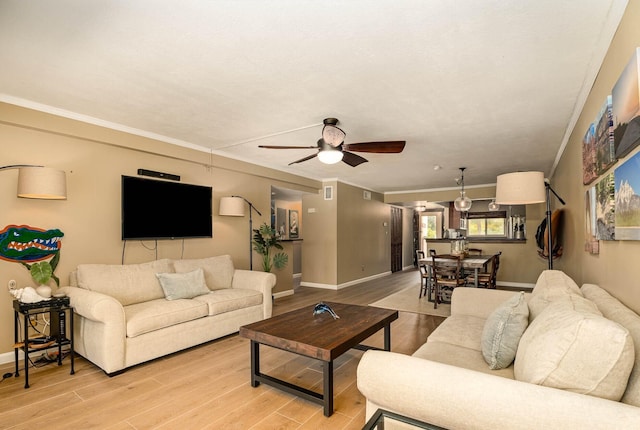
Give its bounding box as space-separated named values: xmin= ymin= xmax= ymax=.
xmin=239 ymin=302 xmax=398 ymax=361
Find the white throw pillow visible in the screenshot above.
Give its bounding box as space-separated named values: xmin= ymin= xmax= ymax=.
xmin=528 ymin=270 xmax=584 ymax=322
xmin=481 ymin=292 xmax=529 ymax=370
xmin=156 ymin=268 xmax=210 ymax=300
xmin=515 ymin=300 xmax=635 ymax=401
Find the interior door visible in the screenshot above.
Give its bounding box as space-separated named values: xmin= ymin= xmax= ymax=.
xmin=390 ymin=206 xmax=403 ymax=272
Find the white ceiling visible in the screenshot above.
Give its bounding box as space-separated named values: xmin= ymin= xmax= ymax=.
xmin=0 ymin=0 xmax=628 ymax=193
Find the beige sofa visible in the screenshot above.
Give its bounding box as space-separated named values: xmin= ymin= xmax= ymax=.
xmin=60 ymin=255 xmax=275 ymax=375
xmin=358 ymin=270 xmax=640 ymax=429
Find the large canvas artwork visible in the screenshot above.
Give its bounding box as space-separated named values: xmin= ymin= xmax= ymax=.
xmin=615 ymin=151 xmax=640 ymax=240
xmin=612 ymin=48 xmax=640 ymax=159
xmin=583 ymin=96 xmax=615 ymax=185
xmin=584 ymin=188 xmax=599 ymax=254
xmin=594 ymin=173 xmax=616 ymax=241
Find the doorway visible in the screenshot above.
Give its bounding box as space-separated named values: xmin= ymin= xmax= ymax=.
xmin=390 ymin=206 xmax=403 ymax=272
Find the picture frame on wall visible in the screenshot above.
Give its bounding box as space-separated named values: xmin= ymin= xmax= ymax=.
xmin=276 ymin=207 xmax=287 ymax=239
xmin=584 ymin=188 xmax=599 ymax=254
xmin=582 ymin=96 xmax=615 ymax=185
xmin=594 ymin=172 xmax=616 ymax=241
xmin=612 ymin=47 xmax=640 ymax=159
xmin=289 ymin=210 xmax=299 ymax=238
xmin=614 ymin=151 xmax=640 ymax=240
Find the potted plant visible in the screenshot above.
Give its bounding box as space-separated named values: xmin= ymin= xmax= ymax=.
xmin=22 ymin=253 xmax=61 ymax=298
xmin=252 ymin=222 xmax=288 ymax=272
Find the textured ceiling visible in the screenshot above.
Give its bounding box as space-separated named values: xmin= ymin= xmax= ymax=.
xmin=0 ymin=0 xmax=628 ymax=193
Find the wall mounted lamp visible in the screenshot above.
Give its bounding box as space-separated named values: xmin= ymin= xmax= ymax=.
xmin=0 ymin=165 xmax=67 ymax=200
xmin=495 ymin=171 xmax=565 ymax=269
xmin=219 ymin=196 xmax=262 ymax=270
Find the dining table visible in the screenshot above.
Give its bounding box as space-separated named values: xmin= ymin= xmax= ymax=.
xmin=418 ymin=254 xmax=494 ymax=289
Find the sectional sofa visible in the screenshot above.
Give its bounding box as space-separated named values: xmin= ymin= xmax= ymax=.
xmin=60 ymin=255 xmax=275 ymax=374
xmin=357 ymin=270 xmax=640 ymax=429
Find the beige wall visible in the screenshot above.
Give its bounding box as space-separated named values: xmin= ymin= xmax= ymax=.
xmin=554 ymin=0 xmax=640 ymax=314
xmin=0 ymin=103 xmax=320 ymax=353
xmin=337 ymin=183 xmax=391 ymax=283
xmin=301 ymin=182 xmax=337 ymax=285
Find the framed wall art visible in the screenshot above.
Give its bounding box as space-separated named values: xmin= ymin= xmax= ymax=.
xmin=612 ymin=47 xmax=640 ymax=159
xmin=614 ymin=150 xmax=640 ymax=240
xmin=289 ymin=210 xmax=299 ymax=238
xmin=594 ymin=172 xmax=616 ymax=241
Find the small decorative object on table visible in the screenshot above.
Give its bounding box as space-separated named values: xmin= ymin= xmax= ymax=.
xmin=313 ymin=302 xmax=340 ymax=319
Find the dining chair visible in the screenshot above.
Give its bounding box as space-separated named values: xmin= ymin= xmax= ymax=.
xmin=466 ymin=251 xmax=501 ymax=289
xmin=431 ymin=254 xmax=465 ymax=308
xmin=416 ymin=250 xmax=431 ymax=298
xmin=467 ymin=248 xmax=483 ymax=255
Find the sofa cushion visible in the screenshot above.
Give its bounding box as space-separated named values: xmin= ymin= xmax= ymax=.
xmin=173 ymin=255 xmax=235 ymax=290
xmin=413 ymin=341 xmax=515 ymax=379
xmin=427 ymin=314 xmax=486 ymax=352
xmin=156 ymin=268 xmax=210 ymax=300
xmin=582 ymin=283 xmax=640 ymax=407
xmin=528 ymin=270 xmax=584 ymax=322
xmin=124 ymin=298 xmax=208 ymax=337
xmin=481 ymin=292 xmax=529 ymax=370
xmin=76 ymin=259 xmax=172 ymax=306
xmin=193 ymin=288 xmax=263 ymax=316
xmin=514 ymin=300 xmax=635 ymax=401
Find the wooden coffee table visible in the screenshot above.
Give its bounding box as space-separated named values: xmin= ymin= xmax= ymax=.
xmin=239 ymin=302 xmax=398 ymax=417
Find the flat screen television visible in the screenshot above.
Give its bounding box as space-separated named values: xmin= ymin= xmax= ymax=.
xmin=121 ymin=175 xmax=212 ymax=240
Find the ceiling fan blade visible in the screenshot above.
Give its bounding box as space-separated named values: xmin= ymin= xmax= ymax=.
xmin=343 ymin=141 xmax=406 ymax=153
xmin=342 ymin=151 xmax=368 ymax=167
xmin=259 ymin=145 xmax=317 ymax=149
xmin=288 ymin=152 xmax=318 ymax=165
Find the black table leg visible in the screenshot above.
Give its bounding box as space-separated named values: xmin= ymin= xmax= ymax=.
xmin=323 ymin=360 xmax=334 ymax=417
xmin=23 ymin=313 xmax=29 ymax=388
xmin=250 ymin=340 xmax=260 ymax=387
xmin=70 ymin=309 xmax=75 ymax=375
xmin=384 ymin=324 xmax=392 ymax=351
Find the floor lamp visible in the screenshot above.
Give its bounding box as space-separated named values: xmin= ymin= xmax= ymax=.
xmin=495 ymin=171 xmax=565 ymax=269
xmin=219 ymin=196 xmax=262 ymax=270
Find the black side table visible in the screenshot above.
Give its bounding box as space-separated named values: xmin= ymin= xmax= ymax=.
xmin=13 ymin=298 xmax=75 ymax=388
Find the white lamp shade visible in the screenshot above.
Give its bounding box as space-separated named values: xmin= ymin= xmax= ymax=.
xmin=219 ymin=196 xmax=245 ymax=216
xmin=317 ymin=149 xmax=344 ymax=164
xmin=17 ymin=167 xmax=67 ymax=200
xmin=495 ymin=171 xmax=545 ymax=204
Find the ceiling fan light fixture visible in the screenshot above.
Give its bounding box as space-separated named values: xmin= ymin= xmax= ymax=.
xmin=454 ymin=167 xmax=472 ymax=212
xmin=317 ymin=148 xmax=344 ymax=164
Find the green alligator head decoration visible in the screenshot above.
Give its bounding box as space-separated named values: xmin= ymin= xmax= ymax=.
xmin=0 ymin=225 xmax=64 ymax=286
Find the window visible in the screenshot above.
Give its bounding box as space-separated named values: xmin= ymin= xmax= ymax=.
xmin=422 ymin=215 xmax=437 ymax=239
xmin=466 ymin=211 xmax=507 ymax=237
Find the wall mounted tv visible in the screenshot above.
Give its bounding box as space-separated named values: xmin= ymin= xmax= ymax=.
xmin=121 ymin=175 xmax=213 ymax=240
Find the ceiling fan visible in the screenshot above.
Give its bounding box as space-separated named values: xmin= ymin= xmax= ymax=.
xmin=259 ymin=118 xmax=406 ymax=167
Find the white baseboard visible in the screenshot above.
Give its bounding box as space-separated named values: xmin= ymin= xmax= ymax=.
xmin=0 ymin=350 xmax=23 ymax=366
xmin=273 ymin=290 xmax=294 ymax=299
xmin=300 ymin=271 xmax=393 ymax=291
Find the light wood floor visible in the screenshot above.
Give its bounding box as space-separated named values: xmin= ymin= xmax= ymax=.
xmin=0 ymin=269 xmax=444 ymax=430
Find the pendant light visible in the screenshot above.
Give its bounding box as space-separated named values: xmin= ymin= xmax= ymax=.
xmin=488 ymin=200 xmax=500 ymax=211
xmin=454 ymin=167 xmax=472 ymax=212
